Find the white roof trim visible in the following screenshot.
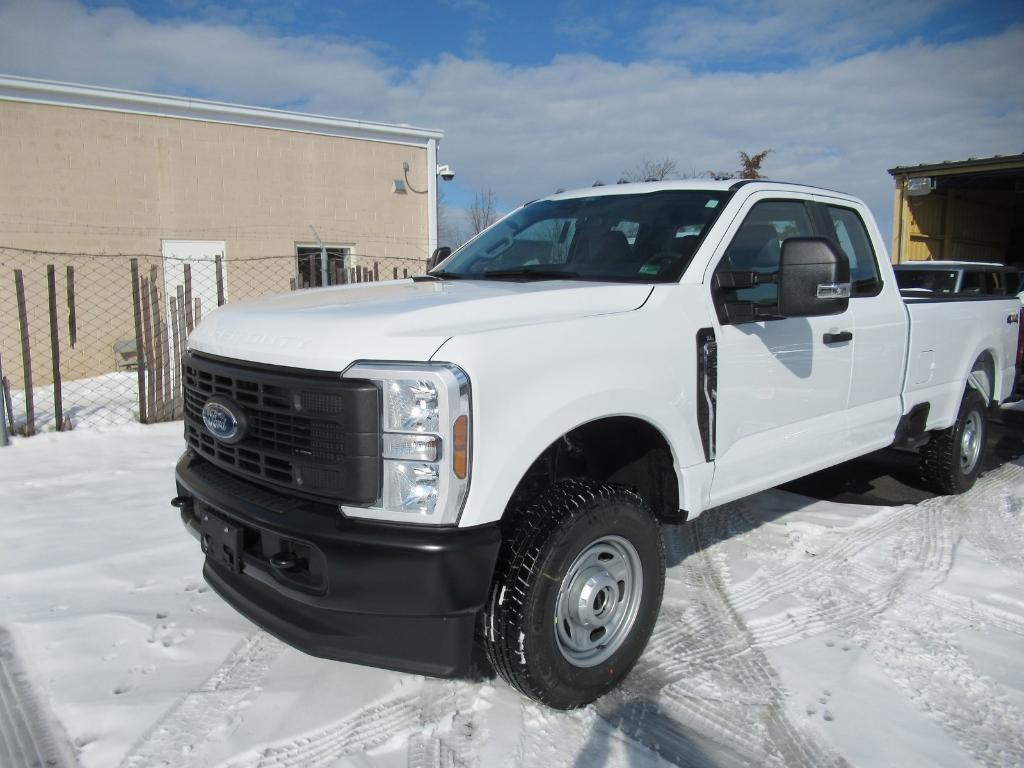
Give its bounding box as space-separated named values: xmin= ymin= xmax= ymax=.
xmin=0 ymin=74 xmax=443 ymax=147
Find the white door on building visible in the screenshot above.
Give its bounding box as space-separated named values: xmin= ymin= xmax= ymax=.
xmin=161 ymin=240 xmax=227 ymax=329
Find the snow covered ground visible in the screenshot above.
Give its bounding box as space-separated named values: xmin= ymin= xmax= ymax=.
xmin=1 ymin=424 xmax=1023 ymax=768
xmin=6 ymin=371 xmax=141 ymax=433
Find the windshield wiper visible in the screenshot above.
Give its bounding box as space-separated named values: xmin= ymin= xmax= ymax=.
xmin=483 ymin=268 xmax=581 ymax=280
xmin=414 ymin=271 xmax=467 ymax=281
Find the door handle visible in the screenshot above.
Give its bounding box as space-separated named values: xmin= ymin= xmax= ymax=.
xmin=823 ymin=331 xmax=853 ymax=345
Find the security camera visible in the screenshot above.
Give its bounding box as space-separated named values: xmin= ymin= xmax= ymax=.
xmin=437 ymin=164 xmax=455 ymax=181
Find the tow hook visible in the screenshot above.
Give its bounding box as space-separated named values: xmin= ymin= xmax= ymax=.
xmin=171 ymin=495 xmax=193 ymax=510
xmin=270 ymin=552 xmax=306 ymax=572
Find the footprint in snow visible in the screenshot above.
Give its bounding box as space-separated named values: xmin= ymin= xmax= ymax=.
xmin=73 ymin=733 xmax=98 ymax=749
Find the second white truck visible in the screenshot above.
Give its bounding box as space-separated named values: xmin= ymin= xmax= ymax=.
xmin=172 ymin=180 xmax=1023 ymax=708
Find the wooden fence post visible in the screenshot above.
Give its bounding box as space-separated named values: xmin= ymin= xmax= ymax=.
xmin=14 ymin=269 xmax=34 ymax=436
xmin=130 ymin=259 xmax=148 ymax=425
xmin=0 ymin=352 xmax=10 ymax=446
xmin=2 ymin=372 xmax=14 ymax=437
xmin=215 ymin=254 xmax=225 ymax=306
xmin=176 ymin=286 xmax=188 ymax=391
xmin=46 ymin=265 xmax=64 ymax=430
xmin=66 ymin=265 xmax=77 ymax=348
xmin=194 ymin=297 xmax=202 ymax=326
xmin=149 ymin=265 xmax=167 ymax=420
xmin=184 ymin=263 xmax=194 ymax=332
xmin=140 ymin=274 xmax=156 ymax=424
xmin=169 ymin=294 xmax=181 ymax=419
xmin=373 ymin=262 xmax=379 ymax=281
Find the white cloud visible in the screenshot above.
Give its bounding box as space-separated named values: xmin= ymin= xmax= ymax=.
xmin=644 ymin=0 xmax=956 ymax=64
xmin=1 ymin=0 xmax=1022 ymax=243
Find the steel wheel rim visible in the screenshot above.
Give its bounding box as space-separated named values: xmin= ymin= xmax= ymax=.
xmin=554 ymin=535 xmax=643 ymax=668
xmin=960 ymin=410 xmax=983 ymax=474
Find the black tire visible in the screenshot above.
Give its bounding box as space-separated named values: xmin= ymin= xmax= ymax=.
xmin=480 ymin=479 xmax=665 ymax=709
xmin=919 ymin=388 xmax=988 ymax=495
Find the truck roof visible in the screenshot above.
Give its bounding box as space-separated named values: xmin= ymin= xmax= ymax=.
xmin=544 ymin=179 xmax=860 ymax=203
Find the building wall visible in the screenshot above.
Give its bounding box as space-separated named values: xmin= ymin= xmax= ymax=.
xmin=894 ymin=189 xmax=1014 ymax=263
xmin=0 ymin=99 xmax=431 ymax=388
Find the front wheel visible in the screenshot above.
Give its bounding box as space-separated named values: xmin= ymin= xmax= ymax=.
xmin=919 ymin=388 xmax=988 ymax=495
xmin=480 ymin=480 xmax=665 ymax=709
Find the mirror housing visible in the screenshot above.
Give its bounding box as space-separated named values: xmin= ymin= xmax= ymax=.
xmin=428 ymin=246 xmax=452 ymax=271
xmin=777 ymin=237 xmax=850 ymax=318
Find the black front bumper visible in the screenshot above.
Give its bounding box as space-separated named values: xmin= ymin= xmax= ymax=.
xmin=175 ymin=452 xmax=501 ymax=678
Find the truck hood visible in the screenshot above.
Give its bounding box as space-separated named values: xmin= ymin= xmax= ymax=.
xmin=187 ymin=278 xmax=653 ymax=371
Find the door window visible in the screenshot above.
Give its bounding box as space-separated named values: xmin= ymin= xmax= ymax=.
xmin=715 ymin=200 xmax=815 ymax=310
xmin=825 ymin=206 xmax=881 ymax=296
xmin=296 ymin=245 xmax=352 ymax=287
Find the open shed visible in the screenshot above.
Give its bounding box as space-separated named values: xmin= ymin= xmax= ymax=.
xmin=888 ymin=153 xmax=1024 ymax=265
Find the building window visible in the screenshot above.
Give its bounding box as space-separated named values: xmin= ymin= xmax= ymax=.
xmin=296 ymin=245 xmax=352 ymax=287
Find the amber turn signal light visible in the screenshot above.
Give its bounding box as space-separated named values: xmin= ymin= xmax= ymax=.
xmin=453 ymin=415 xmax=468 ymax=479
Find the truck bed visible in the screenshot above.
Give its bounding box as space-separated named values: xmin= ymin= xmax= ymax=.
xmin=902 ymin=294 xmax=1020 ymax=430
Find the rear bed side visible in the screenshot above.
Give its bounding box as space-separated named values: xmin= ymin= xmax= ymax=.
xmin=901 ymin=296 xmax=1019 ymax=430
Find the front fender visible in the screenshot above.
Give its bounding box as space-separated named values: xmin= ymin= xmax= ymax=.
xmin=433 ymin=307 xmax=706 ymax=528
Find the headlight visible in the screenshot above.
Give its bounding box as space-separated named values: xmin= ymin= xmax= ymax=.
xmin=341 ymin=362 xmax=470 ymax=525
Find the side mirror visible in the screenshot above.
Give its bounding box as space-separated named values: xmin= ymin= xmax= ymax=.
xmin=428 ymin=246 xmax=452 ymax=271
xmin=777 ymin=237 xmax=850 ymax=318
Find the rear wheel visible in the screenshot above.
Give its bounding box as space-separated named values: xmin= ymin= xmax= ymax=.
xmin=480 ymin=480 xmax=665 ymax=709
xmin=919 ymin=388 xmax=988 ymax=495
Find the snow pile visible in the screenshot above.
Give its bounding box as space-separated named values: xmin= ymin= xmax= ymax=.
xmin=1 ymin=424 xmax=1022 ymax=767
xmin=6 ymin=371 xmax=141 ymax=433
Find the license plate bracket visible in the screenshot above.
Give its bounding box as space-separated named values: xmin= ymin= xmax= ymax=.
xmin=200 ymin=510 xmax=244 ymax=573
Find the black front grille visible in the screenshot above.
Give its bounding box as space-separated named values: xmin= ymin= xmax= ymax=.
xmin=183 ymin=352 xmax=380 ymax=504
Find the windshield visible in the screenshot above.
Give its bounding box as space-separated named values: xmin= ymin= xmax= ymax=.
xmin=435 ymin=190 xmax=730 ymax=282
xmin=895 ymin=269 xmax=959 ymax=294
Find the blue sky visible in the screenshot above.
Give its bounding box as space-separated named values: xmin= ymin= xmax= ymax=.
xmin=86 ymin=0 xmax=1023 ymax=71
xmin=2 ymin=0 xmax=1023 ymax=241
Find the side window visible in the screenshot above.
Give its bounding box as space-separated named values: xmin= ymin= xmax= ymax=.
xmin=715 ymin=200 xmax=815 ymax=309
xmin=961 ymin=271 xmax=984 ymax=295
xmin=825 ymin=206 xmax=881 ymax=297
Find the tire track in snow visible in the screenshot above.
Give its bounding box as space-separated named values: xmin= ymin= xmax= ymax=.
xmin=118 ymin=632 xmax=284 ymax=768
xmin=867 ymin=600 xmax=1024 ymax=767
xmin=407 ymin=681 xmax=480 ymax=768
xmin=210 ymin=678 xmax=480 ymax=768
xmin=0 ymin=626 xmax=76 ymax=768
xmin=637 ymin=518 xmax=850 ymax=768
xmin=220 ymin=692 xmax=425 ymax=768
xmin=729 ymin=463 xmax=1024 ymax=616
xmin=714 ymin=465 xmax=1024 ymax=767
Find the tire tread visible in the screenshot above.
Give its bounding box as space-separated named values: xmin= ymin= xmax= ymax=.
xmin=480 ymin=479 xmax=662 ymax=708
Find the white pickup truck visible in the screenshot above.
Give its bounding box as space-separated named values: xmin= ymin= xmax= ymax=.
xmin=172 ymin=180 xmax=1023 ymax=709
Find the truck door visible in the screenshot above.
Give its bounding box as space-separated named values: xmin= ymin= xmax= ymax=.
xmin=706 ymin=196 xmax=855 ymax=505
xmin=813 ymin=198 xmax=908 ymax=452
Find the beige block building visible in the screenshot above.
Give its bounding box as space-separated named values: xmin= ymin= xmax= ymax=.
xmin=0 ymin=75 xmax=443 ymax=412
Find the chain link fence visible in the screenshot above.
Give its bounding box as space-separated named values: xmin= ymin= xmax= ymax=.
xmin=0 ymin=247 xmax=427 ymax=437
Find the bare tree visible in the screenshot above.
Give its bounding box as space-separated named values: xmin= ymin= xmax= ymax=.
xmin=468 ymin=187 xmax=498 ymax=235
xmin=620 ymin=156 xmax=680 ymax=183
xmin=437 ymin=187 xmax=467 ymax=248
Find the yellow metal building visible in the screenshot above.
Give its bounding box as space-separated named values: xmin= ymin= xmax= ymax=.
xmin=888 ymin=154 xmax=1024 ymax=265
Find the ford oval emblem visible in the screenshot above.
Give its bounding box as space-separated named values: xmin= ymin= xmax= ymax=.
xmin=202 ymin=397 xmax=245 ymax=444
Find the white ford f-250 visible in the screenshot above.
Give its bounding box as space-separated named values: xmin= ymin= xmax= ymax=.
xmin=172 ymin=180 xmax=1023 ymax=708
